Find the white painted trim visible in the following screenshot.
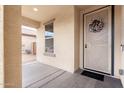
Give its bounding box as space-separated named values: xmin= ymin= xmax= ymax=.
xmin=79 ymin=13 xmax=84 ymax=69
xmin=108 ymin=6 xmax=112 ymax=74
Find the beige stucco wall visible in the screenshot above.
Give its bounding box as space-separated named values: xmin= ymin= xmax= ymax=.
xmin=33 ymin=5 xmax=122 ymax=78
xmin=22 ymin=16 xmax=40 ymax=28
xmin=74 ymin=6 xmax=80 ymax=71
xmin=0 ymin=5 xmax=4 ymax=88
xmin=120 ymin=5 xmax=124 ymax=87
xmin=4 ymin=5 xmax=22 ymax=87
xmin=114 ymin=6 xmax=121 ymax=78
xmin=37 ymin=6 xmax=76 ymax=73
xmin=79 ymin=5 xmax=121 ymax=78
xmin=0 ymin=5 xmax=121 ymax=88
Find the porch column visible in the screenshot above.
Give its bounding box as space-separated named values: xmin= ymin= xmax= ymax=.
xmin=4 ymin=5 xmax=22 ymax=88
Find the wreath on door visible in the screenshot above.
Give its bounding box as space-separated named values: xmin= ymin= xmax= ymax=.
xmin=89 ymin=18 xmax=104 ymax=33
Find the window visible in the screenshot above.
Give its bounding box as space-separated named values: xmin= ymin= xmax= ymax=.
xmin=45 ymin=22 xmax=54 ymax=53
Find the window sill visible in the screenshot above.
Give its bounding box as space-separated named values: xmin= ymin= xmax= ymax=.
xmin=43 ymin=52 xmax=56 ymax=57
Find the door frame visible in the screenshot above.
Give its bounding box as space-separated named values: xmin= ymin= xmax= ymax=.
xmin=80 ymin=5 xmax=115 ymax=76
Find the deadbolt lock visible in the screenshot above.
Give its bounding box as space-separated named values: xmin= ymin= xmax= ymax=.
xmin=85 ymin=44 xmax=87 ymax=48
xmin=121 ymin=44 xmax=124 ymax=52
xmin=119 ymin=69 xmax=124 ymax=75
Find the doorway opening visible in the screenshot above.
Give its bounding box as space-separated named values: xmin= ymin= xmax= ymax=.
xmin=21 ymin=25 xmax=37 ymax=87
xmin=21 ymin=25 xmax=37 ymax=64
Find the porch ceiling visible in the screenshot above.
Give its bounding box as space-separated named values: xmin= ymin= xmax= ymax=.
xmin=22 ymin=5 xmax=92 ymax=22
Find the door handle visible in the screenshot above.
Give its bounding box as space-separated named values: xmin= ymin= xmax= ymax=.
xmin=121 ymin=44 xmax=124 ymax=52
xmin=85 ymin=44 xmax=87 ymax=48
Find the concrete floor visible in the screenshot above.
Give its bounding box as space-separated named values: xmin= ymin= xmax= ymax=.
xmin=22 ymin=62 xmax=123 ymax=88
xmin=22 ymin=54 xmax=36 ymax=63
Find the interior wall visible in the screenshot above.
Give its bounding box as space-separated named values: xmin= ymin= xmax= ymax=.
xmin=37 ymin=6 xmax=76 ymax=73
xmin=4 ymin=5 xmax=22 ymax=87
xmin=79 ymin=5 xmax=121 ymax=78
xmin=0 ymin=5 xmax=4 ymax=88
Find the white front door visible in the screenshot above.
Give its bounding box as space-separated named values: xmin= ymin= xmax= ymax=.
xmin=120 ymin=6 xmax=124 ymax=87
xmin=84 ymin=6 xmax=112 ymax=74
